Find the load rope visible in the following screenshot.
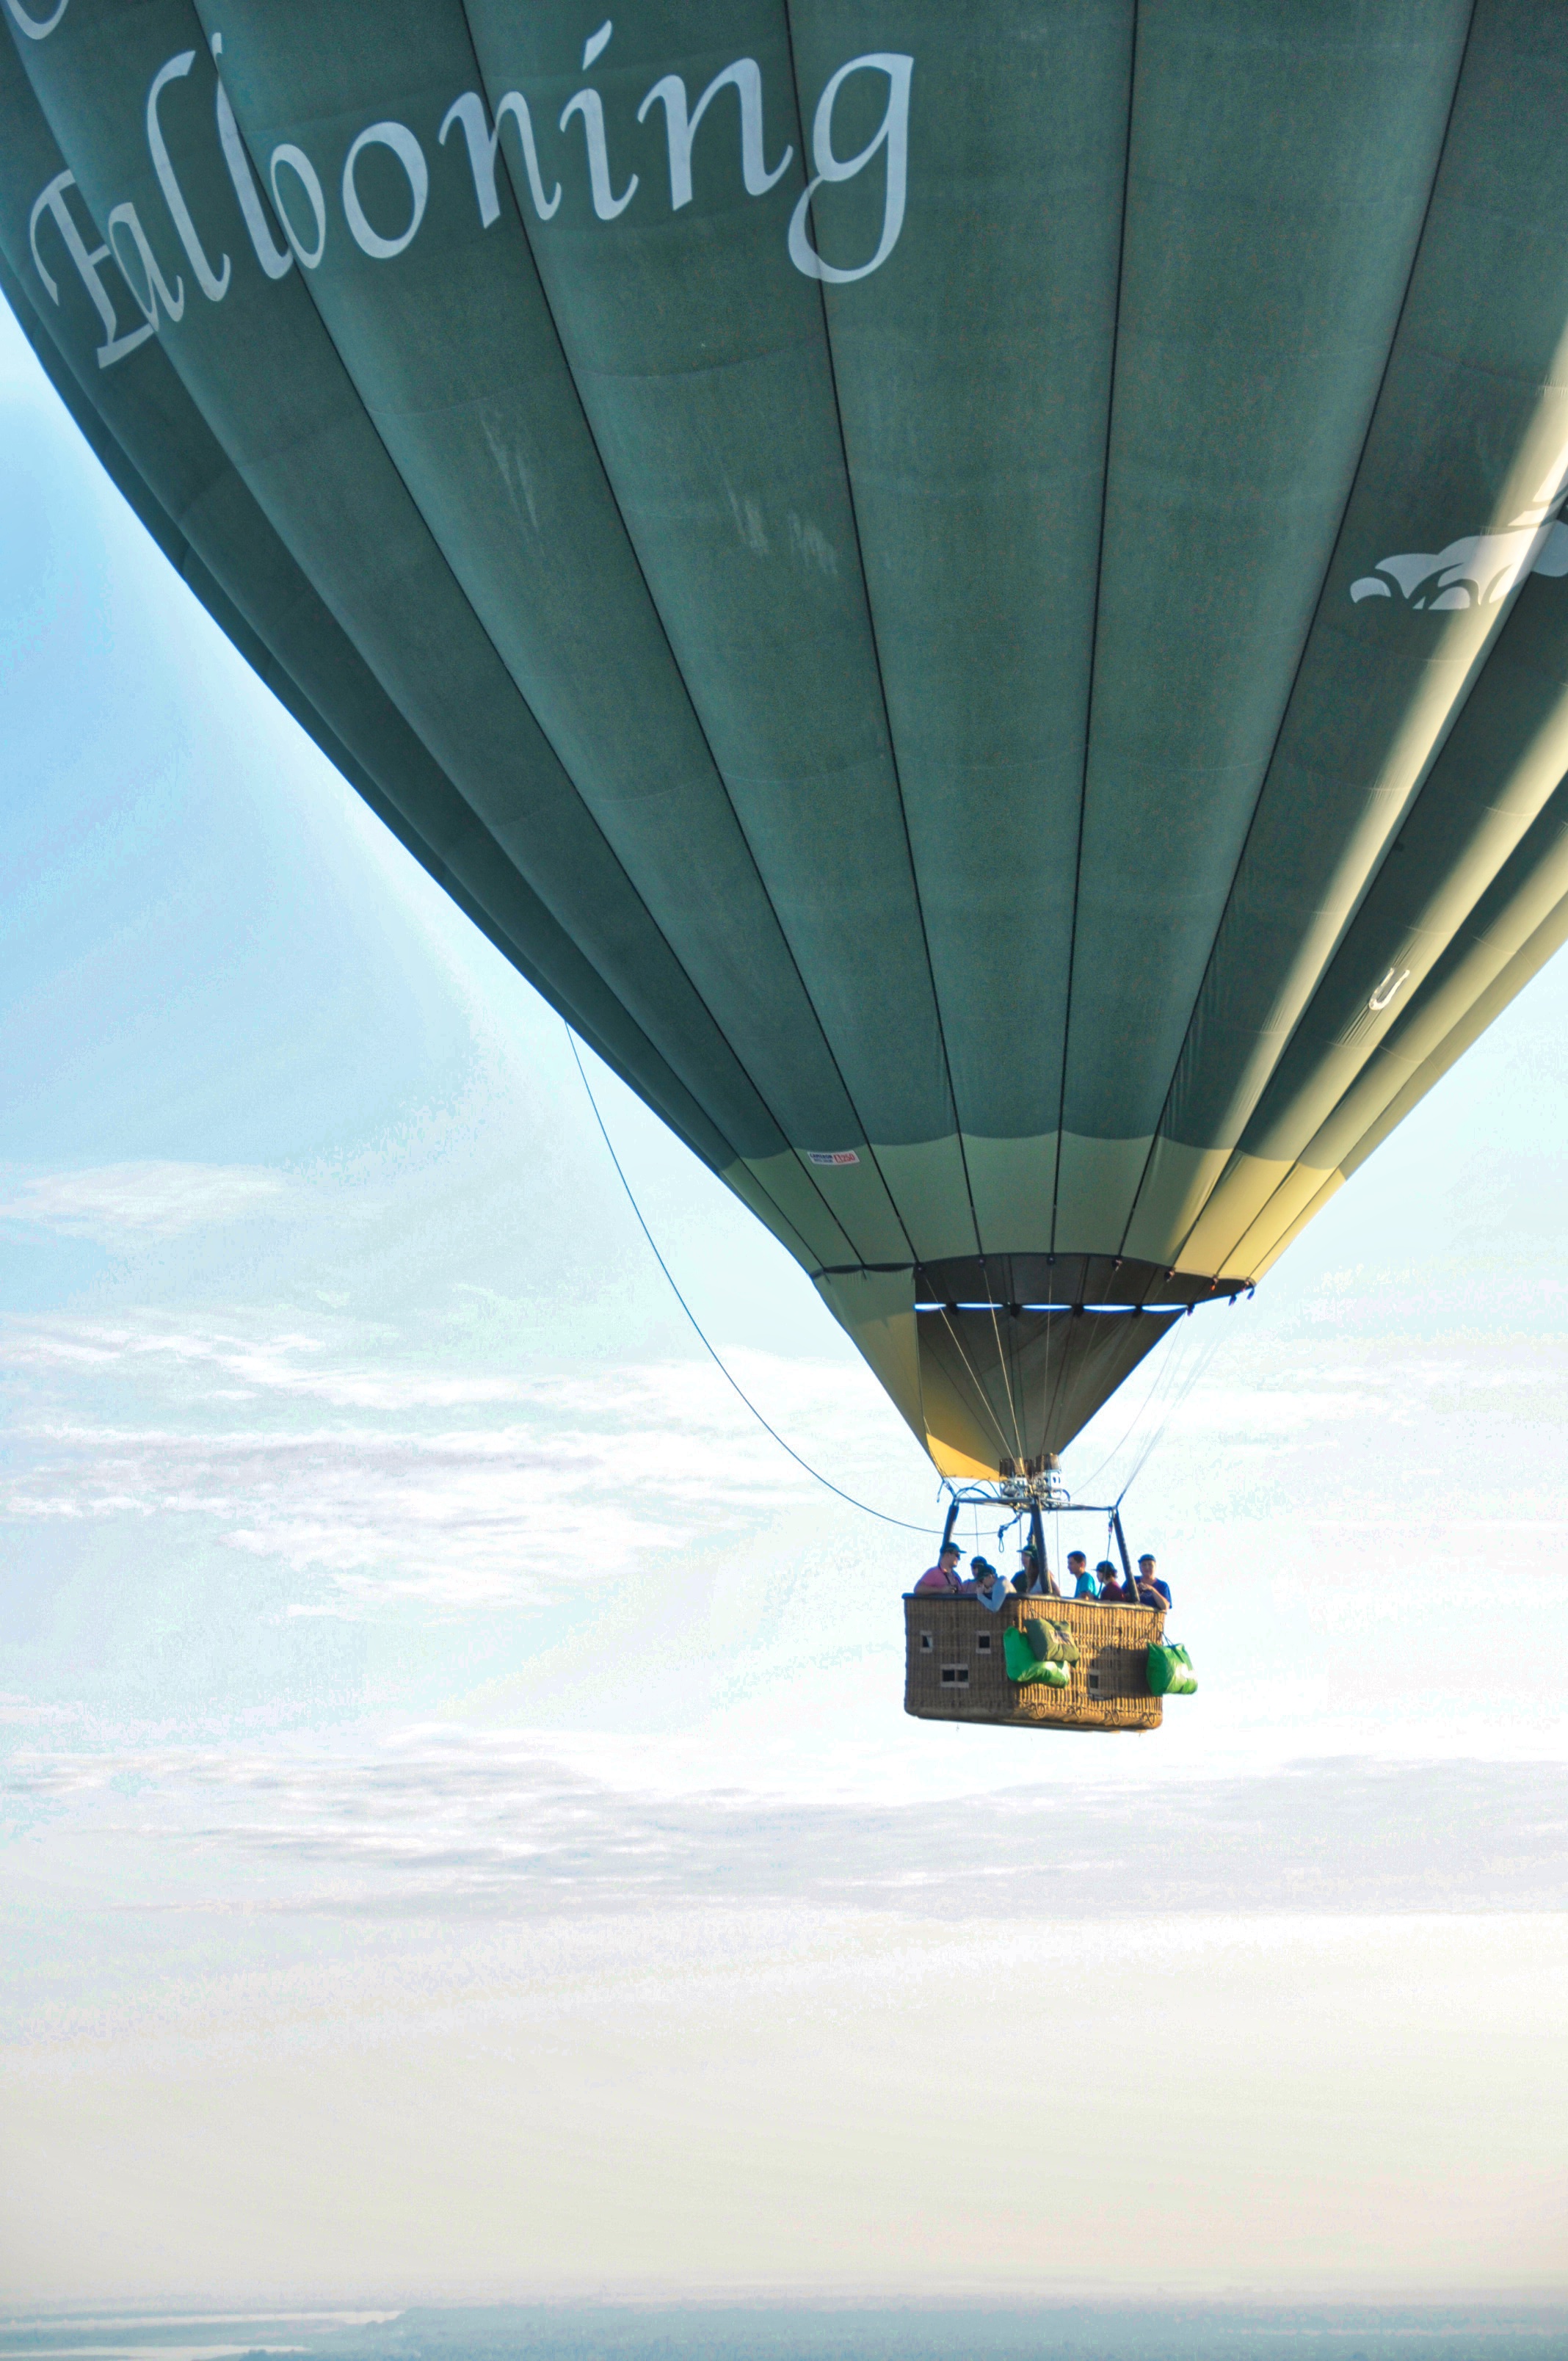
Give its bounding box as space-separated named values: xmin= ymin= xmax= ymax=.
xmin=566 ymin=1026 xmax=933 ymax=1534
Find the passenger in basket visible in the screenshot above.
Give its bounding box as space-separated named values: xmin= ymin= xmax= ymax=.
xmin=973 ymin=1560 xmax=1014 ymax=1613
xmin=914 ymin=1542 xmax=964 ymax=1594
xmin=1138 ymin=1553 xmax=1172 ymax=1607
xmin=1014 ymin=1542 xmax=1060 ymax=1598
xmin=1095 ymin=1559 xmax=1126 ymax=1603
xmin=1067 ymin=1550 xmax=1098 ymax=1598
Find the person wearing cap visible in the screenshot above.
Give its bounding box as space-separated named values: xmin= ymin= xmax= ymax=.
xmin=914 ymin=1542 xmax=964 ymax=1594
xmin=973 ymin=1559 xmax=1013 ymax=1612
xmin=1067 ymin=1549 xmax=1098 ymax=1599
xmin=1012 ymin=1542 xmax=1059 ymax=1598
xmin=1095 ymin=1559 xmax=1127 ymax=1603
xmin=1137 ymin=1553 xmax=1172 ymax=1607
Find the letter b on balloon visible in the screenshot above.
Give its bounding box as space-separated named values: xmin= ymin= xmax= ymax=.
xmin=788 ymin=54 xmax=912 ymax=283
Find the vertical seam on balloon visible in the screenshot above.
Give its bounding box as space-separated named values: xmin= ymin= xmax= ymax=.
xmin=1051 ymin=0 xmax=1140 ymax=1259
xmin=449 ymin=0 xmax=893 ymax=1274
xmin=214 ymin=20 xmax=856 ymax=1261
xmin=443 ymin=7 xmax=890 ymax=1272
xmin=779 ymin=0 xmax=982 ymax=1272
xmin=1116 ymin=0 xmax=1482 ymax=1276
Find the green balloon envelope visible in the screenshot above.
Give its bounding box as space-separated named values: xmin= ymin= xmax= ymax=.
xmin=6 ymin=0 xmax=1565 ymax=1474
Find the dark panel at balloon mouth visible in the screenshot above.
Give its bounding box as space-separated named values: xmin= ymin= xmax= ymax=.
xmin=812 ymin=1254 xmax=1252 ymax=1307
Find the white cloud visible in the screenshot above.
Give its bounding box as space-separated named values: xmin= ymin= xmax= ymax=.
xmin=0 ymin=1307 xmax=911 ymax=1603
xmin=5 ymin=1728 xmax=1563 ymax=1920
xmin=6 ymin=1314 xmax=526 ymax=1406
xmin=0 ymin=1161 xmax=288 ymax=1241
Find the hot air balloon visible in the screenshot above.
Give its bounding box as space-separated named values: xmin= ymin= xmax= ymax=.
xmin=5 ymin=0 xmax=1567 ymax=1555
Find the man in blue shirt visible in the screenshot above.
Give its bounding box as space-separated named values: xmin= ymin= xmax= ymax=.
xmin=1067 ymin=1550 xmax=1099 ymax=1598
xmin=1138 ymin=1553 xmax=1172 ymax=1607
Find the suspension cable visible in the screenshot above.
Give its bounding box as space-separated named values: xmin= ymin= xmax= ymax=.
xmin=566 ymin=1026 xmax=933 ymax=1535
xmin=1113 ymin=1321 xmax=1229 ymax=1506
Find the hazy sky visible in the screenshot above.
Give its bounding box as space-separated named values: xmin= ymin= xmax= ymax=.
xmin=1 ymin=298 xmax=1565 ymax=2308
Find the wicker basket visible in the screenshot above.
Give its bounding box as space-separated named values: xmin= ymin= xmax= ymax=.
xmin=904 ymin=1592 xmax=1166 ymax=1733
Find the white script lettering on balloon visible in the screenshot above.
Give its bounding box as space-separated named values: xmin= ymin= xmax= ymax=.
xmin=30 ymin=45 xmax=913 ymax=328
xmin=5 ymin=0 xmax=68 ymax=38
xmin=105 ymin=198 xmax=185 ymax=326
xmin=1367 ymin=967 xmax=1410 ymax=1015
xmin=29 ymin=169 xmax=154 ymax=366
xmin=439 ymin=90 xmax=561 ymax=225
xmin=342 ymin=120 xmax=428 ymax=259
xmin=788 ymin=54 xmax=912 ymax=284
xmin=559 ymin=84 xmax=638 ymax=220
xmin=637 ymin=59 xmax=792 ymax=211
xmin=211 ymin=37 xmax=294 ymax=281
xmin=268 ymin=144 xmax=327 ymax=269
xmin=147 ymin=51 xmax=230 ymax=301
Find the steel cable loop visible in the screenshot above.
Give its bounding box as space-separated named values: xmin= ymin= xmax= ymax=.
xmin=983 ymin=1293 xmax=1027 ymax=1465
xmin=1075 ymin=1318 xmax=1191 ymax=1495
xmin=1078 ymin=1299 xmax=1207 ymax=1495
xmin=1113 ymin=1324 xmax=1229 ymax=1509
xmin=934 ymin=1303 xmax=1017 ymax=1464
xmin=567 ymin=1025 xmax=932 ymax=1534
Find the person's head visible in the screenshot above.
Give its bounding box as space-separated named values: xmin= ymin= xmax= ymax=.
xmin=970 ymin=1555 xmax=987 ymax=1575
xmin=1139 ymin=1553 xmax=1156 ymax=1573
xmin=1096 ymin=1560 xmax=1118 ymax=1580
xmin=938 ymin=1543 xmax=960 ymax=1570
xmin=1067 ymin=1551 xmax=1086 ymax=1573
xmin=1017 ymin=1542 xmax=1039 ymax=1571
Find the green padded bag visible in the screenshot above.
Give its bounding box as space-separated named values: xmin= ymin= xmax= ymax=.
xmin=1147 ymin=1642 xmax=1198 ymax=1696
xmin=1024 ymin=1618 xmax=1078 ymax=1665
xmin=1006 ymin=1629 xmax=1071 ymax=1686
xmin=1003 ymin=1628 xmax=1036 ymax=1681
